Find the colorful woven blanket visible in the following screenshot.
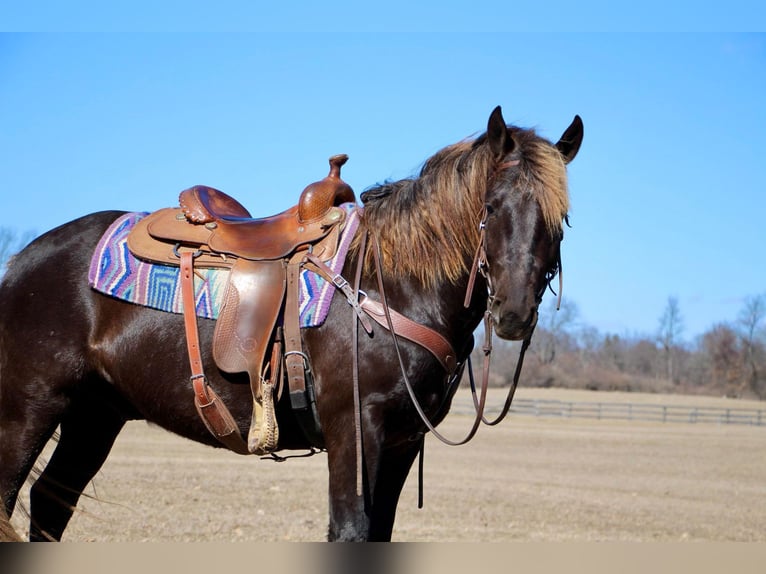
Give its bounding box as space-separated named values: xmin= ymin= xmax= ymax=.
xmin=88 ymin=205 xmax=360 ymax=328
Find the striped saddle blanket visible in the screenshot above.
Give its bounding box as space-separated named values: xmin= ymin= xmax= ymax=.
xmin=88 ymin=205 xmax=360 ymax=328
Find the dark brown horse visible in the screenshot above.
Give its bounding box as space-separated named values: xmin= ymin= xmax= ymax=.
xmin=0 ymin=107 xmax=582 ymax=542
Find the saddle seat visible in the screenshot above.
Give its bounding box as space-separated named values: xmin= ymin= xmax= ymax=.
xmin=175 ymin=154 xmax=355 ymax=261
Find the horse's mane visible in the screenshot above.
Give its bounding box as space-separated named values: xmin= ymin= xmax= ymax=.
xmin=356 ymin=127 xmax=570 ymax=289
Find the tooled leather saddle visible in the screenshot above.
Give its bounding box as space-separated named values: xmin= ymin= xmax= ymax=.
xmin=127 ymin=155 xmax=362 ymax=455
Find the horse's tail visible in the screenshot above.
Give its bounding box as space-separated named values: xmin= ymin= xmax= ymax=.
xmin=1 ymin=332 xmax=25 ymax=543
xmin=0 ymin=272 xmax=19 ymax=542
xmin=0 ymin=506 xmax=21 ymax=542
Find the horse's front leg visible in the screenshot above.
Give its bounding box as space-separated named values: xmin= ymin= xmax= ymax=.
xmin=368 ymin=439 xmax=422 ymax=541
xmin=326 ymin=433 xmax=372 ymax=541
xmin=325 ymin=420 xmax=421 ymax=541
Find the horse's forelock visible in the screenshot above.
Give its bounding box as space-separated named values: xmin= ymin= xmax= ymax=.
xmin=514 ymin=134 xmax=570 ymax=235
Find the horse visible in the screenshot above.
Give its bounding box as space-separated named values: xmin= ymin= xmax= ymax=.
xmin=0 ymin=106 xmax=582 ymax=542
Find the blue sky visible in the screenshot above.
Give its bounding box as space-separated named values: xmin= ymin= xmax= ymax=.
xmin=1 ymin=32 xmax=764 ymax=341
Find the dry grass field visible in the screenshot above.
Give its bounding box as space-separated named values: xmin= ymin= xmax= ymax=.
xmin=9 ymin=388 xmax=766 ymax=543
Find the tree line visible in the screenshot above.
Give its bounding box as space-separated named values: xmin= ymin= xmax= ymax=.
xmin=478 ymin=295 xmax=766 ymax=400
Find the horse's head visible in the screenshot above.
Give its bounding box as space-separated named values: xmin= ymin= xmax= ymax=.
xmin=479 ymin=106 xmax=583 ymax=340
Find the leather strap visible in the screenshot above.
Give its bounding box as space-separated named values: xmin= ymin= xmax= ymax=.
xmin=284 ymin=252 xmax=325 ymax=447
xmin=368 ymin=233 xmax=490 ymax=446
xmin=304 ymin=252 xmax=373 ymax=334
xmin=284 ymin=255 xmax=306 ymax=397
xmin=180 ymin=252 xmax=249 ymax=455
xmin=351 ymin=231 xmax=368 ymax=497
xmin=359 ymin=296 xmax=456 ymax=373
xmin=464 ymin=206 xmax=488 ymax=308
xmin=180 ymin=251 xmax=205 ymax=381
xmin=306 ymin=237 xmax=455 ymax=374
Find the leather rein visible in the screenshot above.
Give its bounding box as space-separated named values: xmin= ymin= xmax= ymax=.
xmin=357 ymin=203 xmax=534 ymax=451
xmin=359 ymin=154 xmax=570 ymax=447
xmin=343 ymin=201 xmax=536 ymax=500
xmin=346 ymin=156 xmax=567 ymax=496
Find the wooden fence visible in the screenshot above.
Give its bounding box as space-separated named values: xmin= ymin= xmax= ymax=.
xmin=501 ymin=398 xmax=766 ymax=426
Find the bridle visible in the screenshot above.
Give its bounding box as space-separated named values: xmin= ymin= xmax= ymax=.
xmin=347 ymin=158 xmax=565 ymax=498
xmin=461 ymin=199 xmax=532 ymax=428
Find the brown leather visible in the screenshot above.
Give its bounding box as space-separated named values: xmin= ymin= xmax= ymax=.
xmin=284 ymin=255 xmax=307 ymax=397
xmin=180 ymin=185 xmax=252 ymax=223
xmin=303 ymin=252 xmax=372 ymax=334
xmin=129 ymin=205 xmax=348 ymax=267
xmin=128 ymin=208 xmax=234 ymax=268
xmin=367 ymin=232 xmax=488 ymax=447
xmin=283 ymin=252 xmax=325 ymax=448
xmin=298 ymin=154 xmax=355 ymax=222
xmin=464 ymin=206 xmax=488 ymax=308
xmin=213 ymin=258 xmax=286 ymax=398
xmin=360 ymin=296 xmax=456 ymax=373
xmin=172 ymin=153 xmax=355 ymax=259
xmin=206 ymin=205 xmax=345 ymax=260
xmin=173 ymin=191 xmax=347 ymax=261
xmin=180 ymin=252 xmax=249 ymax=454
xmin=121 ymin=160 xmax=359 ymax=454
xmin=180 ymin=252 xmax=206 ymax=377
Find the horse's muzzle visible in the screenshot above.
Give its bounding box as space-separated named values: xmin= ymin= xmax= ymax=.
xmin=491 ymin=300 xmax=537 ymax=340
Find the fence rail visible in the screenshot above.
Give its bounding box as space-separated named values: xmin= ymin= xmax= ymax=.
xmin=456 ymin=397 xmax=766 ymax=426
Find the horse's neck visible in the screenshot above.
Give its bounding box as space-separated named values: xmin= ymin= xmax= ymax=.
xmin=438 ymin=274 xmax=488 ymax=355
xmin=371 ymin=269 xmax=488 ymax=363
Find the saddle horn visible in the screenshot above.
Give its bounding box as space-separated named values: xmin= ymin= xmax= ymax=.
xmin=298 ymin=154 xmax=356 ymax=223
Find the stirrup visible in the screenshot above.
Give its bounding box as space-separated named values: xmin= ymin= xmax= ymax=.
xmin=247 ymin=381 xmax=279 ymax=454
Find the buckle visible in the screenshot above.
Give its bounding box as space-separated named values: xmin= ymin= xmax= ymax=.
xmin=332 ymin=274 xmax=349 ymax=290
xmin=284 ymin=350 xmax=311 ymax=373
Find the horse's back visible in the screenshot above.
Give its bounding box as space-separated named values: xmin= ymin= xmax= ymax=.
xmin=1 ymin=210 xmax=125 ymax=290
xmin=0 ymin=210 xmax=126 ymax=389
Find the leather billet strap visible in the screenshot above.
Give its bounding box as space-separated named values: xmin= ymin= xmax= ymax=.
xmin=180 ymin=251 xmax=250 ymax=455
xmin=284 ymin=252 xmax=325 ymax=447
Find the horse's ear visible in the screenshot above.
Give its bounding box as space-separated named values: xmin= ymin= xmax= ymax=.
xmin=555 ymin=115 xmax=584 ymax=164
xmin=487 ymin=106 xmax=514 ymax=159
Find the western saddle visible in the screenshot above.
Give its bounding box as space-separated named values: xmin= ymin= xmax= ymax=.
xmin=127 ymin=154 xmax=364 ymax=455
xmin=127 ymin=154 xmax=458 ymax=456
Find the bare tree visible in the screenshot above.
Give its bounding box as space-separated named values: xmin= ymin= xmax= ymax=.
xmin=0 ymin=227 xmax=35 ymax=278
xmin=657 ymin=296 xmax=684 ymax=383
xmin=701 ymin=323 xmax=742 ymax=392
xmin=533 ymin=298 xmax=579 ymax=365
xmin=737 ymin=294 xmax=766 ymax=397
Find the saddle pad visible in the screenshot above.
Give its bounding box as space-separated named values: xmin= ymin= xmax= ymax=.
xmin=88 ymin=205 xmax=360 ymax=328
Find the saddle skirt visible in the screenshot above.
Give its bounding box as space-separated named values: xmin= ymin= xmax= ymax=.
xmin=88 ymin=205 xmax=360 ymax=327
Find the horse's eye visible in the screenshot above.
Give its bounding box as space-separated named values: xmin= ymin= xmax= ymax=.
xmin=484 ymin=203 xmax=495 ymax=216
